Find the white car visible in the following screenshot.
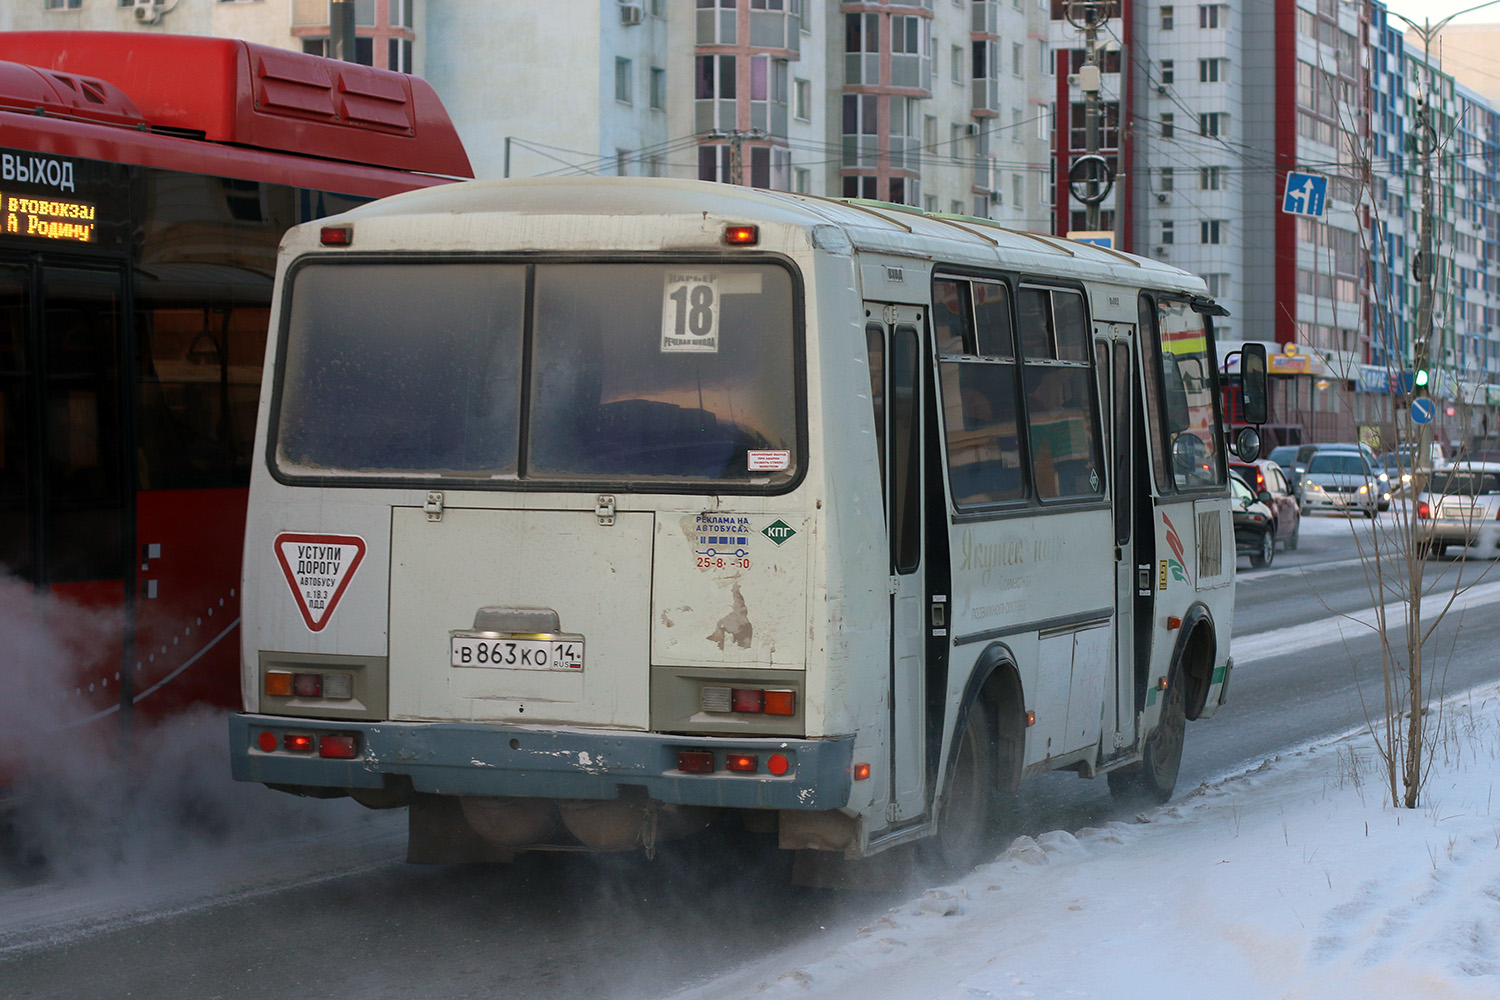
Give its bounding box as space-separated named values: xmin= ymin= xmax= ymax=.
xmin=1416 ymin=462 xmax=1500 ymax=559
xmin=1300 ymin=452 xmax=1379 ymax=518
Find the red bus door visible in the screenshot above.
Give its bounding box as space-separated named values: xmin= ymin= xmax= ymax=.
xmin=4 ymin=258 xmax=134 ymax=733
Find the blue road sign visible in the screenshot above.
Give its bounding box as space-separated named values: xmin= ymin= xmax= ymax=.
xmin=1411 ymin=397 xmax=1435 ymax=425
xmin=1282 ymin=172 xmax=1328 ymax=218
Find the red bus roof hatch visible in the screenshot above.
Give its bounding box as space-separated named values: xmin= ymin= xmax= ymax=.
xmin=0 ymin=31 xmax=472 ymax=179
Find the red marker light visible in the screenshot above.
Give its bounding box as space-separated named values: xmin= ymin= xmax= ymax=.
xmin=852 ymin=762 xmax=871 ymax=781
xmin=1417 ymin=501 xmax=1430 ymax=519
xmin=320 ymin=226 xmax=352 ymax=246
xmin=257 ymin=731 xmax=277 ymax=753
xmin=767 ymin=753 xmax=791 ymax=776
xmin=318 ymin=734 xmax=358 ymax=759
xmin=731 ymin=688 xmax=765 ymax=713
xmin=677 ymin=750 xmax=715 ymax=773
xmin=725 ymin=753 xmax=758 ymax=773
xmin=283 ymin=733 xmax=315 ymax=753
xmin=723 ymin=224 xmax=759 ymax=245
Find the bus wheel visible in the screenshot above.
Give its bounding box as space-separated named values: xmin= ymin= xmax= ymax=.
xmin=926 ymin=706 xmax=995 ymax=873
xmin=1108 ymin=663 xmax=1186 ymax=807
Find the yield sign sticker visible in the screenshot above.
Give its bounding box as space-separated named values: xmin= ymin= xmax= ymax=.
xmin=274 ymin=533 xmax=366 ymax=632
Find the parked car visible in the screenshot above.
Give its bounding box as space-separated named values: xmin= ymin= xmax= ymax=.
xmin=1415 ymin=461 xmax=1500 ymax=559
xmin=1301 ymin=451 xmax=1379 ymax=518
xmin=1228 ymin=458 xmax=1300 ymax=551
xmin=1230 ymin=471 xmax=1279 ymax=569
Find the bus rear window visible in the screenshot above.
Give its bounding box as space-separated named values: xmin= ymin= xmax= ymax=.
xmin=273 ymin=261 xmax=799 ymax=488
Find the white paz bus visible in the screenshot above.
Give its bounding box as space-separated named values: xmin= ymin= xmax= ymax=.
xmin=230 ymin=179 xmax=1267 ymax=879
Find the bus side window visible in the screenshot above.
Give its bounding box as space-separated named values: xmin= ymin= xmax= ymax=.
xmin=1021 ymin=288 xmax=1102 ymax=501
xmin=937 ymin=278 xmax=1024 ymax=507
xmin=931 ymin=278 xmax=972 ymax=355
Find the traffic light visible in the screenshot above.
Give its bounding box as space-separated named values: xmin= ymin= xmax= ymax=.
xmin=1414 ymin=367 xmax=1431 ymax=397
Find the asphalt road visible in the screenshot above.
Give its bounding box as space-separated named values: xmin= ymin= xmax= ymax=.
xmin=5 ymin=508 xmax=1498 ymax=1000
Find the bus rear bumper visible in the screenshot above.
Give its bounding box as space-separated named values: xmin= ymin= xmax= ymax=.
xmin=229 ymin=714 xmax=854 ymax=811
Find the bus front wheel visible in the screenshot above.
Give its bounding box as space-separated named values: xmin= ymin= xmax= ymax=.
xmin=1107 ymin=662 xmax=1186 ymax=807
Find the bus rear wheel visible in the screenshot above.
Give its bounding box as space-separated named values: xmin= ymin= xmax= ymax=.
xmin=1108 ymin=663 xmax=1186 ymax=807
xmin=926 ymin=706 xmax=996 ymax=873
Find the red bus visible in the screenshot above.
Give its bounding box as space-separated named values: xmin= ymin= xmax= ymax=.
xmin=0 ymin=32 xmax=471 ymax=763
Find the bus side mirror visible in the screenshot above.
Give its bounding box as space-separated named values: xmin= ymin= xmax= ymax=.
xmin=1234 ymin=426 xmax=1262 ymax=462
xmin=1239 ymin=343 xmax=1268 ymax=425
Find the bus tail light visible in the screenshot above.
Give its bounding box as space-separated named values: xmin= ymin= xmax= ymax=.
xmin=283 ymin=733 xmax=315 ymax=753
xmin=763 ymin=690 xmax=795 ymax=716
xmin=731 ymin=688 xmax=764 ymax=713
xmin=320 ymin=225 xmax=352 ymax=246
xmin=319 ymin=735 xmax=359 ymax=759
xmin=1417 ymin=500 xmax=1431 ymax=519
xmin=265 ymin=671 xmax=293 ymax=697
xmin=852 ymin=762 xmax=871 ymax=781
xmin=293 ymin=672 xmax=322 ymax=697
xmin=677 ymin=751 xmax=714 ymax=773
xmin=725 ymin=753 xmax=758 ymax=773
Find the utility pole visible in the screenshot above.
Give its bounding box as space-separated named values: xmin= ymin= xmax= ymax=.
xmin=1064 ymin=1 xmax=1112 ymax=235
xmin=329 ymin=0 xmax=356 ymax=63
xmin=707 ymin=129 xmax=767 ymax=186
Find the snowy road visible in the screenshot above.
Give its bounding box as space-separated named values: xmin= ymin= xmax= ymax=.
xmin=3 ymin=510 xmax=1499 ymax=999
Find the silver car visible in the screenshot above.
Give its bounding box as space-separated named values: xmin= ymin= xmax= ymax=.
xmin=1416 ymin=462 xmax=1500 ymax=559
xmin=1300 ymin=452 xmax=1378 ymax=518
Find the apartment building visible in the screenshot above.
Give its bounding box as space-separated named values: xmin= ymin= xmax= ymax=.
xmin=8 ymin=0 xmax=1499 ymax=443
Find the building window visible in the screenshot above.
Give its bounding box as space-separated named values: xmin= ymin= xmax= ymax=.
xmin=950 ymin=123 xmax=963 ymax=160
xmin=1013 ymin=173 xmax=1023 ymax=207
xmin=1161 ymin=5 xmax=1174 ymax=29
xmin=1161 ymin=60 xmax=1174 ymax=85
xmin=843 ymin=176 xmax=878 ymax=200
xmin=924 ymin=114 xmax=938 ymax=150
xmin=1201 ymin=219 xmax=1223 ymax=244
xmin=617 ymin=149 xmax=631 ymax=177
xmin=46 ymin=0 xmax=82 ymax=8
xmin=1199 ymin=4 xmax=1226 ymax=28
xmin=1161 ymin=113 xmax=1174 ymax=139
xmin=699 ymin=144 xmax=731 ymax=183
xmin=1200 ymin=165 xmax=1223 ymax=190
xmin=1162 ymin=220 xmax=1175 ymax=245
xmin=1039 ymin=40 xmax=1050 ymax=75
xmin=389 ymin=0 xmax=412 ymax=28
xmin=1205 ymin=273 xmax=1229 ymax=297
xmin=387 ymin=38 xmax=413 ymax=73
xmin=1013 ymin=42 xmax=1024 ymax=76
xmin=1012 ymin=108 xmax=1023 ymax=142
xmin=794 ymin=78 xmax=811 ymax=120
xmin=952 ymin=45 xmax=964 ymax=84
xmin=1199 ymin=58 xmax=1224 ymax=82
xmin=696 ymin=55 xmax=736 ymax=100
xmin=796 ymin=168 xmax=811 ymax=194
xmin=1199 ymin=112 xmax=1224 ymax=137
xmin=615 ymin=58 xmax=633 ymax=105
xmin=650 ymin=68 xmax=666 ymax=110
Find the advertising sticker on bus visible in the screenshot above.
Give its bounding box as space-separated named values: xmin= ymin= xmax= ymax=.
xmin=273 ymin=533 xmax=366 ymax=632
xmin=661 ymin=271 xmax=720 ymax=353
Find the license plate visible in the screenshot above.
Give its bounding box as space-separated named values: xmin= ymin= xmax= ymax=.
xmin=450 ymin=633 xmax=584 ymax=671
